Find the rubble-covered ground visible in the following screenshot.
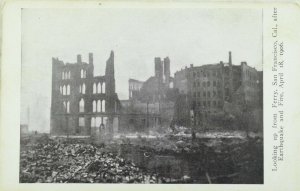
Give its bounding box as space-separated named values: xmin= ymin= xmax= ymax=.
xmin=20 ymin=136 xmax=167 ymax=183
xmin=109 ymin=133 xmax=263 ymax=183
xmin=20 ymin=132 xmax=263 ymax=184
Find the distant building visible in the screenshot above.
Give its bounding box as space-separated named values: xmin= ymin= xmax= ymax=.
xmin=50 ymin=51 xmax=120 ymax=137
xmin=129 ymin=79 xmax=144 ymax=100
xmin=173 ymin=52 xmax=262 ymax=127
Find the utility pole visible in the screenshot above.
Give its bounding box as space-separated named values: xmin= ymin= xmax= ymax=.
xmin=146 ymin=100 xmax=149 ymax=135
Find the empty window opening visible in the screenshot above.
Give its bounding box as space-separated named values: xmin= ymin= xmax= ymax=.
xmin=67 ymin=85 xmax=70 ymax=95
xmin=102 ymin=82 xmax=105 ymax=93
xmin=97 ymin=83 xmax=101 ymax=94
xmin=79 ymin=98 xmax=84 ymax=112
xmin=93 ymin=100 xmax=97 ymax=112
xmin=63 ymin=85 xmax=66 ymax=95
xmin=97 ymin=100 xmax=101 ymax=112
xmin=67 ymin=101 xmax=70 ymax=113
xmin=102 ymin=100 xmax=105 ymax=112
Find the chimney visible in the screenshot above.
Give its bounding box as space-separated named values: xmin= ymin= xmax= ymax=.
xmin=164 ymin=57 xmax=170 ymax=86
xmin=77 ymin=54 xmax=82 ymax=63
xmin=229 ymin=51 xmax=232 ymax=65
xmin=154 ymin=57 xmax=162 ymax=79
xmin=89 ymin=53 xmax=93 ymax=64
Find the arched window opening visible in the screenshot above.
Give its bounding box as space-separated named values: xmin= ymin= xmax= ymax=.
xmin=102 ymin=82 xmax=105 ymax=93
xmin=97 ymin=100 xmax=101 ymax=112
xmin=63 ymin=85 xmax=66 ymax=95
xmin=67 ymin=101 xmax=70 ymax=113
xmin=82 ymin=83 xmax=86 ymax=94
xmin=63 ymin=101 xmax=66 ymax=112
xmin=67 ymin=85 xmax=70 ymax=95
xmin=97 ymin=83 xmax=101 ymax=94
xmin=80 ymin=69 xmax=83 ymax=78
xmin=93 ymin=83 xmax=97 ymax=94
xmin=68 ymin=71 xmax=71 ymax=79
xmin=102 ymin=100 xmax=105 ymax=112
xmin=79 ymin=98 xmax=84 ymax=112
xmin=93 ymin=100 xmax=96 ymax=112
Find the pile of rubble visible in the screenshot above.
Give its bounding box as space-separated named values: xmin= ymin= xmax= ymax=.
xmin=122 ymin=135 xmax=263 ymax=183
xmin=20 ymin=139 xmax=166 ymax=183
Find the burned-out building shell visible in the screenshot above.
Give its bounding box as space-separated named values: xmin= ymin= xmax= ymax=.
xmin=50 ymin=51 xmax=120 ymax=137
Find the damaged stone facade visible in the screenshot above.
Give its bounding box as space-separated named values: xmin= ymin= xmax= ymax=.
xmin=50 ymin=51 xmax=120 ymax=137
xmin=173 ymin=52 xmax=263 ymax=127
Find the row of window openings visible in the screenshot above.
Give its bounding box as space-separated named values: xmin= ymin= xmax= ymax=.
xmin=60 ymin=85 xmax=70 ymax=95
xmin=63 ymin=101 xmax=70 ymax=113
xmin=60 ymin=84 xmax=84 ymax=95
xmin=61 ymin=69 xmax=87 ymax=80
xmin=93 ymin=83 xmax=105 ymax=94
xmin=91 ymin=117 xmax=108 ymax=128
xmin=92 ymin=100 xmax=106 ymax=112
xmin=193 ymin=91 xmax=222 ymax=98
xmin=193 ymin=71 xmax=220 ymax=78
xmin=78 ymin=117 xmax=107 ymax=128
xmin=193 ymin=101 xmax=222 ymax=107
xmin=193 ymin=81 xmax=221 ymax=88
xmin=62 ymin=71 xmax=71 ymax=79
xmin=59 ymin=82 xmax=105 ymax=95
xmin=63 ymin=99 xmax=85 ymax=113
xmin=78 ymin=117 xmax=108 ymax=128
xmin=129 ymin=84 xmax=142 ymax=91
xmin=63 ymin=99 xmax=105 ymax=113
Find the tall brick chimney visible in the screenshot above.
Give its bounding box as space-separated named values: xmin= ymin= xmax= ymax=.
xmin=163 ymin=57 xmax=170 ymax=86
xmin=229 ymin=51 xmax=232 ymax=65
xmin=77 ymin=54 xmax=82 ymax=63
xmin=89 ymin=53 xmax=93 ymax=65
xmin=155 ymin=57 xmax=163 ymax=79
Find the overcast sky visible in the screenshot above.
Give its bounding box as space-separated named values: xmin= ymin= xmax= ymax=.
xmin=21 ymin=8 xmax=262 ymax=132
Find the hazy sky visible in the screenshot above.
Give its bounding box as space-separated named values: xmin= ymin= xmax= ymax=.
xmin=21 ymin=8 xmax=262 ymax=132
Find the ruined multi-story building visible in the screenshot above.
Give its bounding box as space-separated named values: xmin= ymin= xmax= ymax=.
xmin=120 ymin=56 xmax=176 ymax=132
xmin=173 ymin=52 xmax=263 ymax=127
xmin=50 ymin=51 xmax=120 ymax=137
xmin=128 ymin=57 xmax=174 ymax=102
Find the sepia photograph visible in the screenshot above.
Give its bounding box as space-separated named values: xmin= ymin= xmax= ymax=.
xmin=20 ymin=7 xmax=263 ymax=184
